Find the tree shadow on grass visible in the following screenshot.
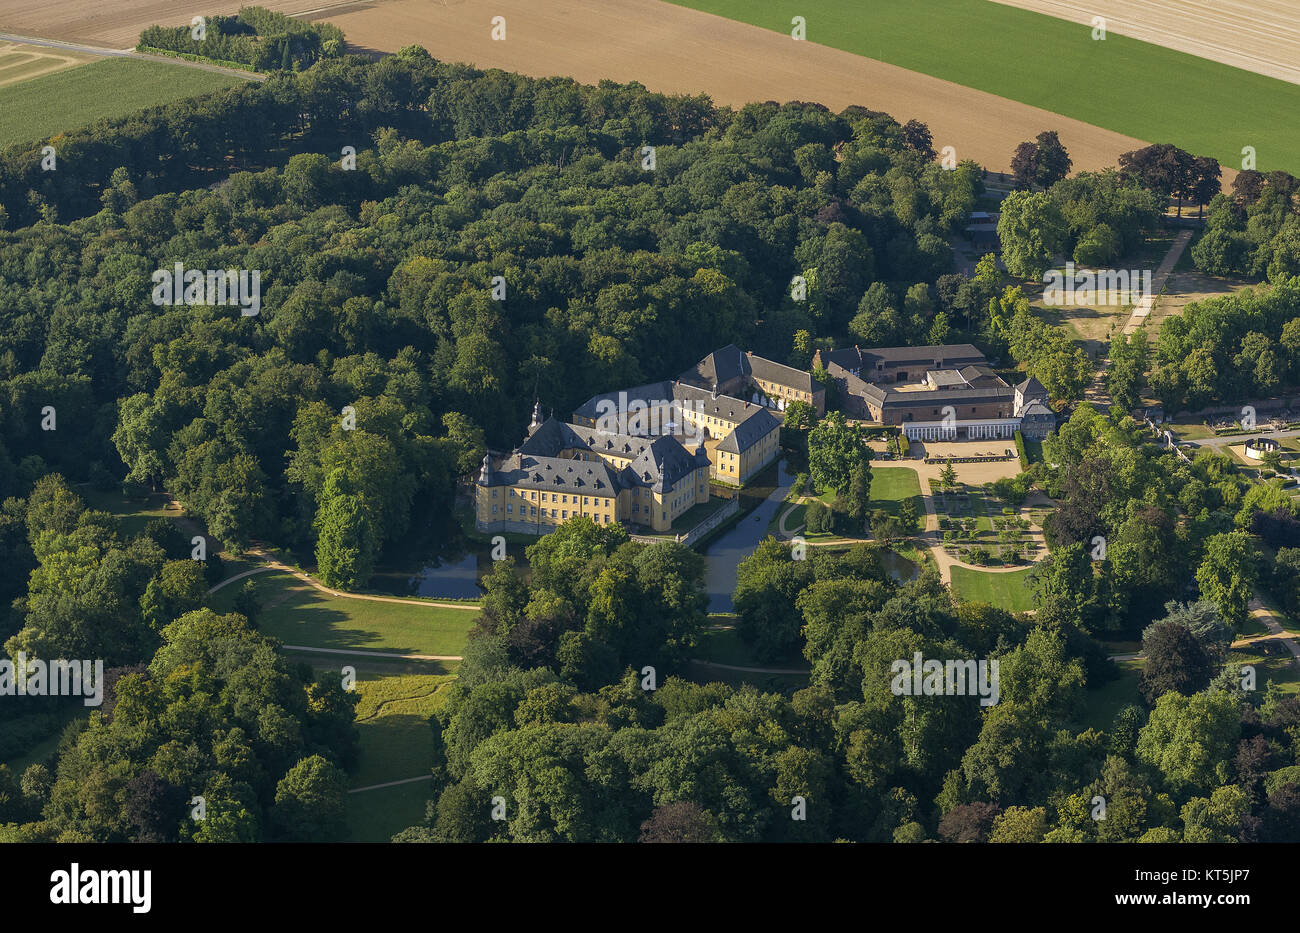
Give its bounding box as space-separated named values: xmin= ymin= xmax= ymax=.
xmin=257 ymin=585 xmax=431 ymax=655
xmin=356 ymin=710 xmax=436 ymax=785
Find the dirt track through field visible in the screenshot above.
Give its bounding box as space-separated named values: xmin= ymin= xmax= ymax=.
xmin=993 ymin=0 xmax=1300 ymax=86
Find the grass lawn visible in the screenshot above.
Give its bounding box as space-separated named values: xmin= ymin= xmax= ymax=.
xmin=332 ymin=668 xmax=457 ymax=841
xmin=666 ymin=0 xmax=1300 ymax=173
xmin=77 ymin=486 xmax=173 ymax=540
xmin=767 ymin=489 xmax=837 ymax=537
xmin=76 ymin=487 xmax=260 ymax=582
xmin=967 ymin=486 xmax=995 ymax=533
xmin=892 ymin=541 xmax=932 ymax=570
xmin=775 ymin=467 xmax=922 ymax=539
xmin=949 ymin=565 xmax=1036 ymax=612
xmin=694 ymin=625 xmax=765 ymax=667
xmin=869 ymin=466 xmax=923 ymax=517
xmin=1240 ymin=616 xmax=1270 ymax=638
xmin=0 ymin=58 xmax=246 ymax=149
xmin=684 ymin=660 xmax=809 ymax=694
xmin=0 ymin=703 xmax=90 ymax=775
xmin=668 ymin=497 xmax=730 ymax=533
xmin=208 ymin=570 xmax=477 ymax=656
xmin=688 ymin=617 xmax=809 ymax=692
xmin=349 ymin=671 xmax=455 ymax=788
xmin=1229 ymin=647 xmax=1300 ymax=698
xmin=1080 ymin=658 xmax=1143 ymax=731
xmin=345 ymin=779 xmax=435 ymax=843
xmin=1166 ymin=422 xmax=1216 ymax=441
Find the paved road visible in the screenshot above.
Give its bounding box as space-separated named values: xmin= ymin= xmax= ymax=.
xmin=0 ymin=31 xmax=266 ymax=81
xmin=282 ymin=644 xmax=462 ymax=661
xmin=1178 ymin=428 xmax=1300 ymax=450
xmin=1243 ymin=598 xmax=1300 ymax=667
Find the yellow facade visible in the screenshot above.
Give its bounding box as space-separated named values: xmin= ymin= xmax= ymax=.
xmin=754 ymin=377 xmax=826 ymax=416
xmin=713 ymin=425 xmax=781 ymax=484
xmin=476 ymin=449 xmax=711 ymax=535
xmin=476 ymin=468 xmax=709 ymax=534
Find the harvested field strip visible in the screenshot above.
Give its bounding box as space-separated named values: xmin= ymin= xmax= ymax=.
xmin=667 ymin=0 xmax=1300 ymax=172
xmin=0 ymin=55 xmax=77 ymax=84
xmin=993 ymin=0 xmax=1300 ymax=86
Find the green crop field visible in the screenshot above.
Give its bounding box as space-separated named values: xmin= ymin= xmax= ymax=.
xmin=950 ymin=565 xmax=1036 ymax=612
xmin=666 ymin=0 xmax=1300 ymax=173
xmin=0 ymin=58 xmax=245 ymax=149
xmin=208 ymin=570 xmax=478 ymax=657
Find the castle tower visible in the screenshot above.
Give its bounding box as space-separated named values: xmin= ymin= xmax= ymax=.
xmin=528 ymin=399 xmax=544 ymax=433
xmin=477 ymin=452 xmax=492 ymax=485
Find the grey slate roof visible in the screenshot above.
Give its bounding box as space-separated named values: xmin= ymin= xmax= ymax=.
xmin=679 ymin=344 xmax=750 ymax=389
xmin=1015 ymin=376 xmax=1048 ymax=399
xmin=717 ymin=407 xmax=781 ymax=453
xmin=670 ymin=381 xmax=768 ymax=426
xmin=492 ymin=455 xmax=624 ymax=495
xmin=879 ymin=386 xmax=1015 ymax=408
xmin=571 ymin=375 xmax=781 ymax=461
xmin=486 ymin=416 xmax=710 ymax=494
xmin=517 ymin=418 xmax=586 ymax=457
xmin=623 ymin=435 xmax=710 ymax=493
xmin=828 ymin=362 xmax=883 ymax=403
xmin=820 ymin=343 xmax=987 ymax=375
xmin=746 ymin=352 xmax=821 ymax=393
xmin=959 ymin=365 xmax=1005 ymax=388
xmin=571 ymin=380 xmax=676 ymax=424
xmin=927 ymin=369 xmax=969 ymax=388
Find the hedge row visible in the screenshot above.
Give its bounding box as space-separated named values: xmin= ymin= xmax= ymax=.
xmin=1014 ymin=430 xmax=1029 ymax=470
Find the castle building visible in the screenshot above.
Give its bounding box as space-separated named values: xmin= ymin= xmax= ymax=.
xmin=678 ymin=344 xmax=826 ymax=415
xmin=476 ymin=346 xmax=815 ymax=536
xmin=815 ymin=344 xmax=1055 ymax=441
xmin=571 ymin=380 xmax=781 ymax=485
xmin=474 ymin=407 xmax=713 ymax=535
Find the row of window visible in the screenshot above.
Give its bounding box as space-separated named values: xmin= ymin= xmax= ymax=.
xmin=493 ymin=488 xmax=616 ymax=506
xmin=490 ymin=504 xmax=613 ymax=523
xmin=758 ymin=380 xmax=812 ymax=402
